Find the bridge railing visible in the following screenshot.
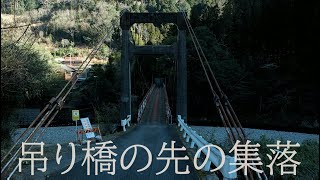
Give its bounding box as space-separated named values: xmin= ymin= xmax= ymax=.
xmin=163 ymin=84 xmax=172 ymax=124
xmin=177 ymin=115 xmax=237 ymax=179
xmin=137 ymin=84 xmax=156 ymax=123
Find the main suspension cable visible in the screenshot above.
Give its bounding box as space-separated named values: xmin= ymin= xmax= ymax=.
xmin=181 ymin=11 xmax=246 ymax=142
xmin=180 ymin=11 xmax=236 ymax=144
xmin=180 ymin=9 xmax=267 ymax=179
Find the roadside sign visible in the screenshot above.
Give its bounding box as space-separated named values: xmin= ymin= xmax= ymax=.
xmin=80 ymin=117 xmax=95 ymax=139
xmin=72 ymin=110 xmax=80 ymax=121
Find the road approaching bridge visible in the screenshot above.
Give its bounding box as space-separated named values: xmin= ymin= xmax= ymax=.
xmin=48 ymin=86 xmax=198 ymax=180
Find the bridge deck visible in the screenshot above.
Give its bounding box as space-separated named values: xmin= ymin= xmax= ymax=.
xmin=48 ymin=86 xmax=198 ymax=179
xmin=140 ymin=86 xmax=166 ymax=124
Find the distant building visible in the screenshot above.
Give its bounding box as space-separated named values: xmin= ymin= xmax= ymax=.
xmin=54 ymin=56 xmax=106 ymax=81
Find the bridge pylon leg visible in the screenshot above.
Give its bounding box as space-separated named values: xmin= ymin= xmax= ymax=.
xmin=176 ymin=29 xmax=187 ymax=121
xmin=120 ymin=29 xmax=131 ymax=121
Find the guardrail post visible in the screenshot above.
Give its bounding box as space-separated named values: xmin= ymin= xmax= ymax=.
xmin=221 ymin=156 xmax=237 ymax=179
xmin=196 ymin=150 xmax=201 ymax=158
xmin=121 ymin=119 xmax=127 ymax=131
xmin=190 ymin=141 xmax=195 ymax=148
xmin=127 ymin=115 xmax=131 ymax=127
xmin=204 ymin=160 xmax=211 ymax=171
xmin=186 ymin=135 xmax=190 ymax=142
xmin=183 ymin=131 xmax=187 ymax=138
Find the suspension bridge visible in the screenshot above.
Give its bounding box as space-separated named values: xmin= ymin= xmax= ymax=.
xmin=1 ymin=12 xmax=268 ymax=180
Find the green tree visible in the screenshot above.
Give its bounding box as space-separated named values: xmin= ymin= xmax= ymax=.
xmin=1 ymin=39 xmax=59 ymax=147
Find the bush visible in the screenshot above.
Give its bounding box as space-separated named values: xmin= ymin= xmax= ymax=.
xmin=254 ymin=136 xmax=319 ymax=179
xmin=94 ymin=103 xmax=119 ymax=135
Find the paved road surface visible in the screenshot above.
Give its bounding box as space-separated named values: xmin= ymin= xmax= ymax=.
xmin=49 ymin=87 xmax=198 ymax=180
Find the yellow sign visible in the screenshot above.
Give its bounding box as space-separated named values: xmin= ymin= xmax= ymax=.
xmin=72 ymin=110 xmax=80 ymax=121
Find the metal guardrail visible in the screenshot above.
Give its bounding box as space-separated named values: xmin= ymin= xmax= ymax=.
xmin=137 ymin=84 xmax=155 ymax=123
xmin=163 ymin=84 xmax=172 ymax=124
xmin=121 ymin=115 xmax=131 ymax=131
xmin=177 ymin=115 xmax=237 ymax=179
